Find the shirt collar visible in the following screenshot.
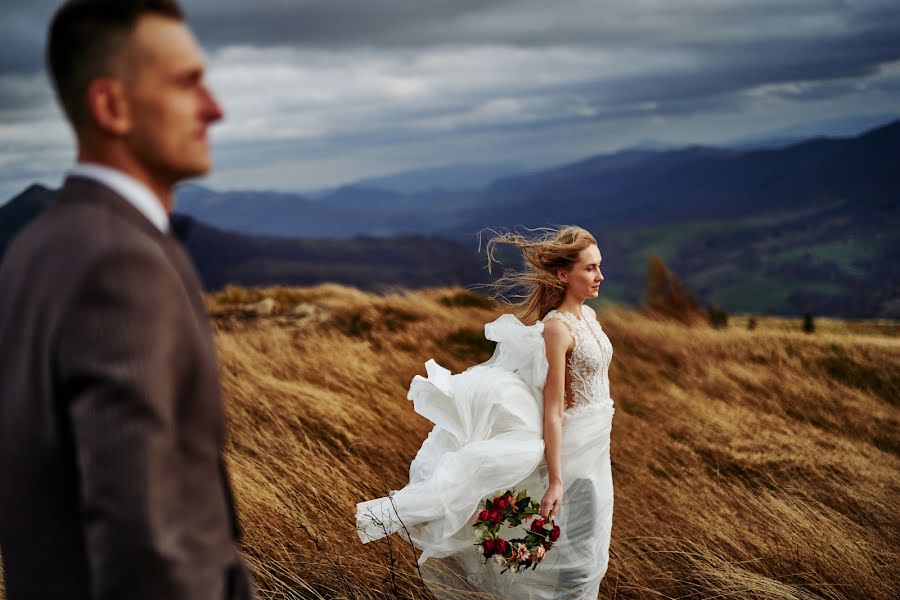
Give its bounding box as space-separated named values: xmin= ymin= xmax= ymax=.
xmin=68 ymin=162 xmax=170 ymax=233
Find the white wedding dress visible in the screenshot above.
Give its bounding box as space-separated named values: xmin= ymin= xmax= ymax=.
xmin=357 ymin=305 xmax=615 ymax=599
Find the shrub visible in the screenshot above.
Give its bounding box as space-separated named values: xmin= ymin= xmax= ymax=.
xmin=439 ymin=291 xmax=494 ymax=309
xmin=644 ymin=255 xmax=706 ymax=325
xmin=803 ymin=312 xmax=815 ymax=334
xmin=707 ymin=303 xmax=729 ymax=329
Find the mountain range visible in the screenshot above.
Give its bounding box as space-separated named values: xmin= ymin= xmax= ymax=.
xmin=2 ymin=119 xmax=898 ymax=318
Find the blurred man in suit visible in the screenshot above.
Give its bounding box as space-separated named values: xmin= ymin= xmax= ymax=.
xmin=0 ymin=1 xmax=253 ymax=598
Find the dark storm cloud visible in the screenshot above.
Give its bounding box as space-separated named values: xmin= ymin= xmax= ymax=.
xmin=0 ymin=2 xmax=57 ymax=75
xmin=0 ymin=74 xmax=55 ymax=112
xmin=7 ymin=0 xmax=900 ymax=70
xmin=0 ymin=0 xmax=523 ymax=73
xmin=185 ymin=0 xmax=900 ymax=55
xmin=2 ymin=0 xmax=900 ymax=197
xmin=186 ymin=0 xmax=522 ymax=49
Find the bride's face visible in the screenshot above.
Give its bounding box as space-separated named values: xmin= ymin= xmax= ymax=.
xmin=561 ymin=244 xmax=603 ymax=299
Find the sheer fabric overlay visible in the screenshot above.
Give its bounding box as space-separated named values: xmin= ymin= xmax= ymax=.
xmin=357 ymin=306 xmax=615 ymax=599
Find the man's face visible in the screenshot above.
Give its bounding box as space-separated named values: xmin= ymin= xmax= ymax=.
xmin=123 ymin=15 xmax=223 ymax=184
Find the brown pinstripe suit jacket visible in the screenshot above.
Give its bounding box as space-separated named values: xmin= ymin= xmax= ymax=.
xmin=0 ymin=177 xmax=253 ymax=599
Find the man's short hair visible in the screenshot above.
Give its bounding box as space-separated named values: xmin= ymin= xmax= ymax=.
xmin=47 ymin=0 xmax=184 ymax=129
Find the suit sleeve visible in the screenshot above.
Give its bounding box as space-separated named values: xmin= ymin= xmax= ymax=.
xmin=56 ymin=247 xmax=218 ymax=599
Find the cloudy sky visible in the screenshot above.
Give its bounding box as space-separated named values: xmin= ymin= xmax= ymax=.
xmin=1 ymin=0 xmax=900 ymax=200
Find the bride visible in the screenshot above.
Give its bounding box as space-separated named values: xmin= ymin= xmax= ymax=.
xmin=357 ymin=226 xmax=615 ymax=599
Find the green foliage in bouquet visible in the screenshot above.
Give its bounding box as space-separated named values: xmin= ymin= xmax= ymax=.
xmin=472 ymin=489 xmax=560 ymax=573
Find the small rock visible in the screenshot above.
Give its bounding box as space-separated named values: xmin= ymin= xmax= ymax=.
xmin=290 ymin=302 xmax=316 ymax=318
xmin=246 ymin=297 xmax=277 ymax=316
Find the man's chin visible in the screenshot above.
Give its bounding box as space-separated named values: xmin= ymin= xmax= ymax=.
xmin=175 ymin=160 xmax=213 ymax=180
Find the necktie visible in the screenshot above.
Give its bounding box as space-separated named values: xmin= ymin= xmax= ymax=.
xmin=168 ymin=213 xmax=192 ymax=243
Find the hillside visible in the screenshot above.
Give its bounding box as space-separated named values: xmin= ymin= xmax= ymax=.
xmin=172 ymin=121 xmax=900 ymax=240
xmin=171 ymin=215 xmax=486 ymax=291
xmin=0 ymin=190 xmax=487 ymax=292
xmin=2 ymin=120 xmax=898 ymax=316
xmin=175 ymin=120 xmax=900 ymax=318
xmin=1 ymin=285 xmax=897 ymax=599
xmin=464 ymin=122 xmax=900 ymax=318
xmin=178 ymin=287 xmax=900 ymax=597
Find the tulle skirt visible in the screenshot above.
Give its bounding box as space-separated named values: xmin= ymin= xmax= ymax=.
xmin=357 ymin=315 xmax=615 ymax=599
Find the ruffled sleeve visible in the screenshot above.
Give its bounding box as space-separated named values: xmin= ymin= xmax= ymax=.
xmin=479 ymin=313 xmax=549 ymax=390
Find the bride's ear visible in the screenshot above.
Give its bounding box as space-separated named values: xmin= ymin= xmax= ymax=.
xmin=556 ymin=268 xmax=568 ymax=284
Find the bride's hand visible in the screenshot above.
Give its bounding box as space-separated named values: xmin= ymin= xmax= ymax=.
xmin=540 ymin=481 xmax=563 ymax=520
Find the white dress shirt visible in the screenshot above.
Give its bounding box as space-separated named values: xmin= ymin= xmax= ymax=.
xmin=68 ymin=162 xmax=170 ymax=234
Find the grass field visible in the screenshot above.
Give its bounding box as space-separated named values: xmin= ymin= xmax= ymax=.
xmin=1 ymin=284 xmax=897 ymax=599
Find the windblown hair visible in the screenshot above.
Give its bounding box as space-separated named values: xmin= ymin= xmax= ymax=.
xmin=47 ymin=0 xmax=184 ymax=128
xmin=481 ymin=226 xmax=597 ymax=323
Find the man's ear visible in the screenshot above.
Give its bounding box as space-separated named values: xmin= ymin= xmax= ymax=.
xmin=85 ymin=78 xmax=131 ymax=135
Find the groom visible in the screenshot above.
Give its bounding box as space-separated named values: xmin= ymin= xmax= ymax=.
xmin=0 ymin=1 xmax=253 ymax=598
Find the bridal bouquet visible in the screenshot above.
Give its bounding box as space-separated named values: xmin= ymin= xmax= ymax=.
xmin=472 ymin=489 xmax=560 ymax=573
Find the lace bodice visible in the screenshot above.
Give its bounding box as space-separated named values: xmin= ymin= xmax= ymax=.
xmin=542 ymin=305 xmax=614 ymax=415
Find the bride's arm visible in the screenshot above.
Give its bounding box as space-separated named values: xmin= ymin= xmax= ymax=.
xmin=540 ymin=319 xmax=572 ymax=520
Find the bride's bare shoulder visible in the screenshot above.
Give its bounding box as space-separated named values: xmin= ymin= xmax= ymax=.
xmin=542 ymin=317 xmax=574 ymax=350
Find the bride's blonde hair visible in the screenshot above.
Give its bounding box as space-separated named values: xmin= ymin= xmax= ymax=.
xmin=480 ymin=225 xmax=597 ymax=323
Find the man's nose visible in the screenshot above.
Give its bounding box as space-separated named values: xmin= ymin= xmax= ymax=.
xmin=200 ymin=85 xmax=224 ymax=123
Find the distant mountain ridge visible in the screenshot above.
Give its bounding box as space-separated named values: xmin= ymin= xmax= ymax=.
xmin=2 ymin=119 xmax=898 ymax=317
xmin=351 ymin=161 xmax=528 ymax=194
xmin=0 ymin=184 xmax=55 ymax=256
xmin=174 ymin=182 xmax=484 ymax=238
xmin=0 ymin=187 xmax=486 ymax=292
xmin=172 ymin=119 xmax=900 ymax=238
xmin=170 ymin=215 xmax=485 ymax=291
xmin=461 ymin=119 xmax=899 ymax=233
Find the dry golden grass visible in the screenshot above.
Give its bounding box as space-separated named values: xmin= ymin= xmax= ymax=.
xmin=1 ymin=284 xmax=897 ymax=599
xmin=212 ymin=285 xmax=502 ymax=599
xmin=209 ymin=285 xmax=899 ymax=599
xmin=729 ymin=312 xmax=900 ymax=339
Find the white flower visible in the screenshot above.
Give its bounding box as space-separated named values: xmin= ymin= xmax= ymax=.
xmin=514 ymin=543 xmax=531 ymax=562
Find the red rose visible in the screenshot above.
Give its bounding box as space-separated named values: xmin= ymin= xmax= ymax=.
xmin=483 ymin=538 xmax=496 ymax=556
xmin=550 ymin=525 xmax=560 ymax=542
xmin=495 ymin=496 xmax=509 ymax=510
xmin=490 ymin=509 xmax=503 ymax=523
xmin=530 ymin=518 xmax=545 ymax=533
xmin=496 ymin=539 xmax=509 ymax=554
xmin=543 ymin=541 xmax=552 ymax=550
xmin=478 ymin=509 xmax=490 ymax=522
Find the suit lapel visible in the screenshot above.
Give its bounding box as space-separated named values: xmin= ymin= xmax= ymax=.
xmin=58 ymin=176 xmax=166 ymax=243
xmin=58 ymin=176 xmax=212 ymax=332
xmin=161 ymin=236 xmax=215 ymax=335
